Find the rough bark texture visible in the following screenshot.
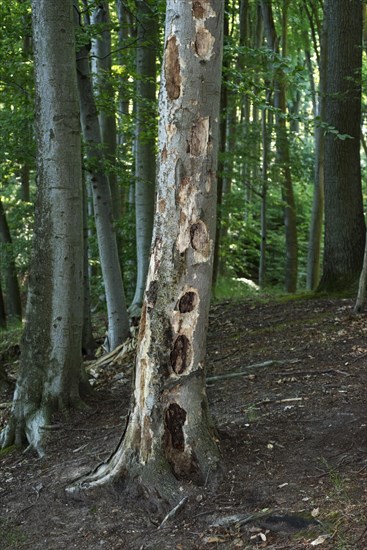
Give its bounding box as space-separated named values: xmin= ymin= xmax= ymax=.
xmin=75 ymin=13 xmax=129 ymax=351
xmin=130 ymin=0 xmax=157 ymax=316
xmin=67 ymin=0 xmax=224 ymax=510
xmin=318 ymin=0 xmax=365 ymax=292
xmin=1 ymin=0 xmax=85 ymax=455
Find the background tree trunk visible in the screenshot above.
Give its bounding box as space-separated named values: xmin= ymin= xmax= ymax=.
xmin=68 ymin=0 xmax=224 ymax=509
xmin=1 ymin=0 xmax=86 ymax=455
xmin=0 ymin=197 xmax=22 ymax=321
xmin=318 ymin=0 xmax=365 ymax=292
xmin=75 ymin=8 xmax=129 ymax=350
xmin=306 ymin=2 xmax=326 ymax=291
xmin=261 ymin=0 xmax=298 ymax=293
xmin=129 ymin=0 xmax=157 ymax=316
xmin=91 ymin=2 xmax=121 ymax=223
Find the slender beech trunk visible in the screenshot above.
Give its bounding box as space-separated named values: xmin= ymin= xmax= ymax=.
xmin=75 ymin=8 xmax=129 ymax=351
xmin=354 ymin=230 xmax=367 ymax=313
xmin=129 ymin=0 xmax=158 ymax=316
xmin=1 ymin=0 xmax=86 ymax=455
xmin=259 ymin=90 xmax=272 ymax=288
xmin=212 ymin=9 xmax=229 ymax=287
xmin=67 ymin=0 xmax=224 ymax=509
xmin=82 ymin=178 xmax=95 ymax=355
xmin=261 ymin=0 xmax=298 ymax=293
xmin=0 ymin=197 xmax=22 ymax=320
xmin=306 ymin=5 xmax=326 ymax=291
xmin=91 ymin=2 xmax=120 ymax=223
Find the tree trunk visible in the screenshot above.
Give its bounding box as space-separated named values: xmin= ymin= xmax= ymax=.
xmin=91 ymin=2 xmax=121 ymax=223
xmin=261 ymin=0 xmax=298 ymax=293
xmin=318 ymin=0 xmax=365 ymax=292
xmin=354 ymin=229 xmax=367 ymax=313
xmin=1 ymin=0 xmax=86 ymax=455
xmin=75 ymin=7 xmax=129 ymax=351
xmin=306 ymin=3 xmax=326 ymax=291
xmin=67 ymin=0 xmax=224 ymax=509
xmin=82 ymin=178 xmax=95 ymax=356
xmin=0 ymin=278 xmax=6 ymax=329
xmin=0 ymin=197 xmax=22 ymax=321
xmin=129 ymin=0 xmax=157 ymax=316
xmin=259 ymin=90 xmax=272 ymax=288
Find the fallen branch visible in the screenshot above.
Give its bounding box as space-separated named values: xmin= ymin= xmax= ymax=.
xmin=158 ymin=496 xmax=188 ymax=529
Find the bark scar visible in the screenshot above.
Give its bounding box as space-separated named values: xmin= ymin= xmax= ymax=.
xmin=165 ymin=403 xmax=186 ymax=451
xmin=165 ymin=35 xmax=181 ymax=100
xmin=170 ymin=334 xmax=192 ymax=374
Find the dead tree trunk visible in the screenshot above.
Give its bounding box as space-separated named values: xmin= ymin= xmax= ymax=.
xmin=67 ymin=0 xmax=224 ymax=511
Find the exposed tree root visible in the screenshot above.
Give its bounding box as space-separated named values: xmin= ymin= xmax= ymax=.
xmin=1 ymin=395 xmax=89 ymax=457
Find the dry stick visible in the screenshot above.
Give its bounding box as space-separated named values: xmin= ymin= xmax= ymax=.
xmin=157 ymin=496 xmax=189 ymax=530
xmin=207 ymin=366 xmax=349 ymax=384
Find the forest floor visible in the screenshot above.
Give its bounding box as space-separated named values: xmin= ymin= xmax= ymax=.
xmin=1 ymin=295 xmax=367 ymax=549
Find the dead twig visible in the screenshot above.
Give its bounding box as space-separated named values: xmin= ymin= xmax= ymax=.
xmin=157 ymin=496 xmax=188 ymax=529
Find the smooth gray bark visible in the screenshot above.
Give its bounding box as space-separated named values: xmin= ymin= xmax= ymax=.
xmin=67 ymin=0 xmax=224 ymax=509
xmin=75 ymin=7 xmax=129 ymax=351
xmin=306 ymin=5 xmax=326 ymax=291
xmin=129 ymin=0 xmax=158 ymax=316
xmin=91 ymin=2 xmax=121 ymax=223
xmin=1 ymin=0 xmax=86 ymax=455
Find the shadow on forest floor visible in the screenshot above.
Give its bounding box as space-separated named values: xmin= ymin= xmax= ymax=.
xmin=1 ymin=296 xmax=367 ymax=549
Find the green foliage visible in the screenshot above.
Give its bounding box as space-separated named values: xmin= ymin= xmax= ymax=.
xmin=214 ymin=276 xmax=259 ymax=301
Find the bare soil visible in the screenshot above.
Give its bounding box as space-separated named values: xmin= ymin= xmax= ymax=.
xmin=1 ymin=296 xmax=367 ymax=549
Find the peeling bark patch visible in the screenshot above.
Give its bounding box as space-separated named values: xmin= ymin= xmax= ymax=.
xmin=190 ymin=220 xmax=210 ymax=258
xmin=161 ymin=144 xmax=167 ymax=162
xmin=170 ymin=335 xmax=192 ymax=374
xmin=179 ymin=291 xmax=198 ymax=313
xmin=189 ymin=117 xmax=209 ymax=157
xmin=194 ymin=28 xmax=215 ymax=60
xmin=165 ymin=403 xmax=186 ymax=451
xmin=146 ymin=280 xmax=159 ymax=311
xmin=206 ymin=170 xmax=214 ymax=193
xmin=165 ymin=36 xmax=181 ymax=100
xmin=192 ymin=0 xmax=205 ymax=18
xmin=158 ymin=199 xmax=166 ymax=214
xmin=138 ymin=302 xmax=147 ymax=340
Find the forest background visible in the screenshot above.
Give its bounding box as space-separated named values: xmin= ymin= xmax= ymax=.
xmin=1 ymin=0 xmax=367 ymax=445
xmin=2 ymin=0 xmax=367 ymax=334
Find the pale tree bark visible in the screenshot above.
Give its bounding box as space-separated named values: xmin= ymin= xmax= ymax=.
xmin=75 ymin=4 xmax=129 ymax=351
xmin=259 ymin=90 xmax=272 ymax=288
xmin=306 ymin=1 xmax=326 ymax=291
xmin=261 ymin=0 xmax=298 ymax=293
xmin=0 ymin=197 xmax=22 ymax=321
xmin=82 ymin=178 xmax=95 ymax=356
xmin=1 ymin=0 xmax=86 ymax=455
xmin=354 ymin=230 xmax=367 ymax=313
xmin=212 ymin=9 xmax=229 ymax=287
xmin=318 ymin=0 xmax=365 ymax=292
xmin=129 ymin=0 xmax=158 ymax=316
xmin=67 ymin=0 xmax=224 ymax=509
xmin=116 ymin=0 xmax=132 ymax=149
xmin=91 ymin=2 xmax=121 ymax=223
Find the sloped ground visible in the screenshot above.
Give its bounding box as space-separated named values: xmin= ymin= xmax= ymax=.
xmin=1 ymin=296 xmax=367 ymax=549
